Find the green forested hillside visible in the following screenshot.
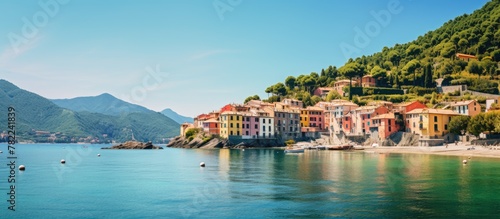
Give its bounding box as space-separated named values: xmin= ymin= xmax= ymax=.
xmin=51 ymin=93 xmax=151 ymax=116
xmin=0 ymin=80 xmax=179 ymax=143
xmin=259 ymin=0 xmax=500 ymax=106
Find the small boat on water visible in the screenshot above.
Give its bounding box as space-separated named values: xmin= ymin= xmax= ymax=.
xmin=285 ymin=148 xmax=305 ymax=153
xmin=284 ymin=147 xmax=305 ymax=153
xmin=327 ymin=144 xmax=354 ymax=151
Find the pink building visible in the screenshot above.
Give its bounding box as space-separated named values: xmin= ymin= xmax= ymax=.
xmin=333 ymin=80 xmax=358 ymax=97
xmin=313 ymin=87 xmax=335 ymax=99
xmin=361 ymin=75 xmax=376 ymax=87
xmin=242 ymin=113 xmax=260 ymax=138
xmin=351 ymin=106 xmax=389 ymax=135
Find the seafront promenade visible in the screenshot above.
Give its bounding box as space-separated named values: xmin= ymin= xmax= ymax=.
xmin=364 ymin=143 xmax=500 ymax=159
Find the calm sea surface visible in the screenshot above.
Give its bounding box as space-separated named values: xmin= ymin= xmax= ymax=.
xmin=1 ymin=144 xmax=500 ymax=218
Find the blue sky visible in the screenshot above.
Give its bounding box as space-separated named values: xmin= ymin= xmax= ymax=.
xmin=0 ymin=0 xmax=490 ymax=117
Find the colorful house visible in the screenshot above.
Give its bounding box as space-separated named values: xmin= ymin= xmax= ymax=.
xmin=361 ymin=75 xmax=376 ymax=87
xmin=329 ymin=100 xmax=358 ymax=134
xmin=265 ymin=103 xmax=301 ymax=140
xmin=282 ymin=98 xmax=304 ymax=109
xmin=202 ymin=119 xmax=220 ymax=135
xmin=350 ymin=105 xmax=389 ymax=135
xmin=450 ymin=100 xmax=481 ymax=117
xmin=333 ymin=80 xmax=358 ymax=97
xmin=219 ymin=111 xmax=243 ymax=138
xmin=313 ymin=87 xmax=335 ymax=99
xmin=371 ymin=113 xmax=400 ymax=139
xmin=241 ymin=113 xmax=260 ymax=139
xmin=406 ymin=108 xmax=460 ymax=139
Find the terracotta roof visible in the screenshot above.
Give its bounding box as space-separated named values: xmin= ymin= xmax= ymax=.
xmin=406 ymin=108 xmax=460 ymax=115
xmin=371 ymin=113 xmax=395 ymax=120
xmin=394 ymin=101 xmax=423 ymax=107
xmin=354 ymin=105 xmax=378 ymax=111
xmin=306 ymin=106 xmax=324 ymax=111
xmin=456 ymin=53 xmax=477 ymax=59
xmin=335 ymin=79 xmax=355 ymax=84
xmin=450 ymin=100 xmax=476 ymax=106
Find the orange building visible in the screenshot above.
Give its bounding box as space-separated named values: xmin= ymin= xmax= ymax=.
xmin=450 ymin=100 xmax=481 ymax=117
xmin=371 ymin=113 xmax=400 ymax=139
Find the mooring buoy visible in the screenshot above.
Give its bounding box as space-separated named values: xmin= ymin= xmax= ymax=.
xmin=200 ymin=162 xmax=205 ymax=167
xmin=463 ymin=159 xmax=468 ymax=164
xmin=19 ymin=165 xmax=25 ymax=171
xmin=61 ymin=159 xmax=66 ymax=164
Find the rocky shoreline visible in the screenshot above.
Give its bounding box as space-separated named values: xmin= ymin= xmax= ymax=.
xmin=102 ymin=141 xmax=163 ymax=149
xmin=167 ymin=132 xmax=284 ymax=149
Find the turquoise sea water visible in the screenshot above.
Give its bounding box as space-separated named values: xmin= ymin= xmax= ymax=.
xmin=1 ymin=144 xmax=500 ymax=218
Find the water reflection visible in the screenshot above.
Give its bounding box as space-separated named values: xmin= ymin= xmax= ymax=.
xmin=211 ymin=149 xmax=500 ymax=217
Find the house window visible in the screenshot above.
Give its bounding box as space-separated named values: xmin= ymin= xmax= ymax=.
xmin=246 ymin=131 xmax=249 ymax=135
xmin=230 ymin=131 xmax=233 ymax=135
xmin=255 ymin=118 xmax=258 ymax=122
xmin=237 ymin=131 xmax=240 ymax=135
xmin=434 ymin=124 xmax=438 ymax=131
xmin=434 ymin=116 xmax=437 ymax=122
xmin=255 ymin=124 xmax=258 ymax=129
xmin=230 ymin=116 xmax=233 ymax=120
xmin=215 ymin=124 xmax=218 ymax=128
xmin=263 ymin=119 xmax=266 ymax=124
xmin=230 ymin=123 xmax=233 ymax=128
xmin=263 ymin=126 xmax=266 ymax=131
xmin=445 ymin=124 xmax=448 ymax=130
xmin=269 ymin=119 xmax=271 ymax=123
xmin=236 ymin=123 xmax=239 ymax=128
xmin=389 ymin=127 xmax=391 ymax=132
xmin=246 ymin=124 xmax=249 ymax=129
xmin=413 ymin=122 xmax=415 ymax=128
xmin=246 ymin=117 xmax=250 ymax=122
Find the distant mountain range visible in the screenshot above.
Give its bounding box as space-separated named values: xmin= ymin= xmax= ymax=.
xmin=52 ymin=93 xmax=194 ymax=124
xmin=0 ymin=79 xmax=180 ymax=143
xmin=160 ymin=108 xmax=194 ymax=124
xmin=52 ymin=93 xmax=151 ymax=116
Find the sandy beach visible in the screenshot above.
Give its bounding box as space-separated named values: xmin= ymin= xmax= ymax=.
xmin=363 ymin=143 xmax=500 ymax=159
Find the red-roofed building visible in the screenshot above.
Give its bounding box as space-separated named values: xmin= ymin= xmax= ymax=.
xmin=456 ymin=53 xmax=477 ymax=62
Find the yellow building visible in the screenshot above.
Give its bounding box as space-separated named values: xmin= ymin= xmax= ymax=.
xmin=219 ymin=111 xmax=243 ymax=138
xmin=300 ymin=109 xmax=309 ymax=128
xmin=406 ymin=108 xmax=460 ymax=138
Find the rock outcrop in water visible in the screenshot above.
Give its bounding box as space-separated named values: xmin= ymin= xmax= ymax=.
xmin=102 ymin=141 xmax=163 ymax=149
